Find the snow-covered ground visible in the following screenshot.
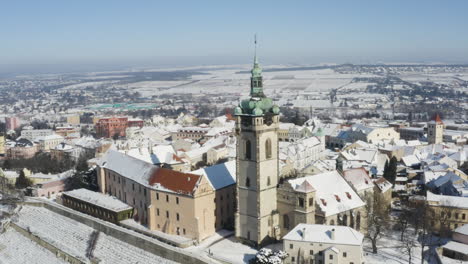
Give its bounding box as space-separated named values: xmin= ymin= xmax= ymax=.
xmin=15 ymin=205 xmax=177 ymax=264
xmin=363 ymin=229 xmax=441 ymax=264
xmin=120 ymin=218 xmax=194 ymax=244
xmin=0 ymin=228 xmax=67 ymax=264
xmin=185 ymin=231 xmax=283 ymax=264
xmin=204 ymin=236 xmax=257 ymax=264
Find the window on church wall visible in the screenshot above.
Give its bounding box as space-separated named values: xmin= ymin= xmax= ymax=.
xmin=267 ymin=177 xmax=271 ymax=186
xmin=265 ymin=138 xmax=272 ymax=159
xmin=309 ymin=198 xmax=313 ymax=206
xmin=246 ymin=177 xmax=250 ymax=187
xmin=245 ymin=140 xmax=252 ymax=160
xmin=298 ymin=197 xmax=304 ymax=208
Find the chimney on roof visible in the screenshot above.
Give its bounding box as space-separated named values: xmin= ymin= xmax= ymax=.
xmin=330 ymin=228 xmax=335 ymax=240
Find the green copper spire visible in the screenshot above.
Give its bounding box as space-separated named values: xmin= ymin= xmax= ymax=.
xmin=250 ymin=34 xmax=264 ymax=97
xmin=235 ymin=35 xmax=280 ymax=117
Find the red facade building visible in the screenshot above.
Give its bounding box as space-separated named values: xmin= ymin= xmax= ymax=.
xmin=95 ymin=117 xmax=143 ymax=139
xmin=5 ymin=117 xmax=20 ymax=131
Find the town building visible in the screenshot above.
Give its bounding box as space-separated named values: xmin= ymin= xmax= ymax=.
xmin=172 ymin=125 xmax=231 ymax=142
xmin=95 ymin=117 xmax=129 ymax=139
xmin=426 ymin=191 xmax=468 ymax=234
xmin=283 ymin=223 xmax=364 ymax=264
xmin=399 ymin=127 xmax=425 ymax=141
xmin=439 ymin=224 xmax=468 ymax=262
xmin=5 ymin=116 xmax=20 ymax=131
xmin=278 ymin=171 xmax=367 ymax=237
xmin=36 ymin=134 xmax=64 ymax=152
xmin=65 ymin=114 xmax=81 ymax=125
xmin=96 ymin=150 xmax=236 ymax=242
xmin=30 ymin=174 xmax=71 ymax=198
xmin=95 ymin=117 xmax=144 ymax=139
xmin=20 ymin=129 xmax=54 ymax=141
xmin=55 ymin=126 xmax=80 ymax=139
xmin=332 ymin=124 xmax=400 ymax=147
xmin=0 ymin=134 xmax=5 ymax=156
xmin=5 ymin=138 xmax=38 ymax=159
xmin=61 ymin=188 xmax=134 ymax=224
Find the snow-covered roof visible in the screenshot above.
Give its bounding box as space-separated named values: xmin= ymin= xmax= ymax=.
xmin=342 ymin=168 xmax=374 ymax=192
xmin=99 ymin=150 xmax=156 ymax=188
xmin=427 ymin=191 xmax=468 ymax=209
xmin=442 ymin=241 xmax=468 ymax=255
xmin=454 ymin=224 xmax=468 ymax=236
xmin=283 ymin=223 xmax=364 ymax=246
xmin=54 ymin=142 xmax=74 ymax=151
xmin=288 ymin=171 xmax=365 ymax=217
xmin=430 ymin=172 xmax=462 ymax=188
xmin=192 ymin=160 xmax=236 ymax=190
xmin=374 ymin=177 xmax=392 ymax=193
xmin=63 ymin=188 xmax=132 ymax=212
xmin=36 ymin=134 xmax=64 ymax=141
xmin=402 ymin=155 xmax=420 ymax=167
xmin=2 ymin=170 xmax=19 ymax=179
xmin=279 ymin=123 xmax=296 ymax=130
xmin=30 ymin=170 xmax=74 ymax=181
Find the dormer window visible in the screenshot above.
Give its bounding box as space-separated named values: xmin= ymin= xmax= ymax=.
xmin=321 ymin=199 xmax=327 ymax=206
xmin=335 ymin=195 xmax=341 ymax=202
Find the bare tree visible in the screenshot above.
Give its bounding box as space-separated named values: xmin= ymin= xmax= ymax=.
xmin=410 ymin=201 xmax=435 ymax=264
xmin=437 ymin=199 xmax=454 ymax=238
xmin=396 ymin=209 xmax=412 ymax=241
xmin=365 ymin=192 xmax=390 ymax=253
xmin=402 ymin=231 xmax=417 ymax=264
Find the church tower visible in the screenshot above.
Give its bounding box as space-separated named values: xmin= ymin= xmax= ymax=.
xmin=427 ymin=114 xmax=444 ymax=144
xmin=234 ymin=36 xmax=281 ymax=246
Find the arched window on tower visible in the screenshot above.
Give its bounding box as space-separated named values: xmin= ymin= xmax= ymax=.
xmin=283 ymin=214 xmax=290 ymax=229
xmin=246 ymin=177 xmax=250 ymax=188
xmin=267 ymin=176 xmax=271 ymax=186
xmin=245 ymin=140 xmax=251 ymax=160
xmin=265 ymin=138 xmax=272 ymax=159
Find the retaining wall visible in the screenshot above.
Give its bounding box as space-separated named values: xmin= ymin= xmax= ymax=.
xmin=21 ymin=200 xmax=214 ymax=264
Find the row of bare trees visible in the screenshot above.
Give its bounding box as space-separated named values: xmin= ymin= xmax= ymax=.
xmin=365 ymin=191 xmax=454 ymax=264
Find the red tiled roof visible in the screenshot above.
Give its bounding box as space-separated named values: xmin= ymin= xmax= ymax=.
xmin=225 ymin=113 xmax=235 ymax=121
xmin=148 ymin=168 xmax=200 ymax=195
xmin=172 ymin=154 xmax=184 ymax=163
xmin=432 ymin=114 xmax=443 ymax=124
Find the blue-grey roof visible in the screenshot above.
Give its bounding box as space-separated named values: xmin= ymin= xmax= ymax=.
xmin=193 ymin=161 xmax=236 ymax=190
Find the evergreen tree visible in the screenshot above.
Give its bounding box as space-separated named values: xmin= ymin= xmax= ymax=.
xmin=15 ymin=170 xmax=32 ymax=189
xmin=383 ymin=157 xmax=398 ymax=184
xmin=383 ymin=160 xmax=389 ymax=179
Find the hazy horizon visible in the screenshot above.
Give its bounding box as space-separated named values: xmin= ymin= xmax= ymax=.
xmin=2 ymin=1 xmax=468 ymax=76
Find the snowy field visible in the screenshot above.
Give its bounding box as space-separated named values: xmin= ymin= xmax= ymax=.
xmin=106 ymin=67 xmax=381 ymax=102
xmin=398 ymin=73 xmax=464 ymax=85
xmin=0 ymin=228 xmax=67 ymax=264
xmin=15 ymin=205 xmax=177 ymax=264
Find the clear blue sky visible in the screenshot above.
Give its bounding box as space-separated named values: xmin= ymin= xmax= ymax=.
xmin=1 ymin=0 xmax=468 ymax=72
